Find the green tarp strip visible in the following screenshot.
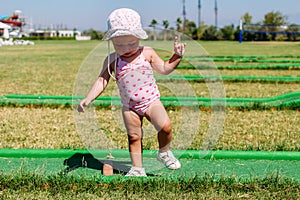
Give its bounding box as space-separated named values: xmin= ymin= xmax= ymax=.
xmin=155 ymin=75 xmax=300 ymax=82
xmin=163 ymin=55 xmax=300 ymax=69
xmin=176 ymin=63 xmax=300 ymax=70
xmin=0 ymin=149 xmax=299 ymax=161
xmin=195 ymin=55 xmax=300 ymax=59
xmin=1 ymin=92 xmax=300 ymax=108
xmin=184 ymin=57 xmax=300 ymax=63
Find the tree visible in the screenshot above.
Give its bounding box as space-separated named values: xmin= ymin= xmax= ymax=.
xmin=150 ymin=19 xmax=158 ymax=40
xmin=242 ymin=12 xmax=253 ymax=24
xmin=287 ymin=24 xmax=300 ymax=41
xmin=201 ymin=26 xmax=219 ymax=40
xmin=220 ymin=24 xmax=235 ymax=40
xmin=176 ymin=18 xmax=182 ymax=32
xmin=162 ymin=20 xmax=169 ymax=41
xmin=240 ymin=12 xmax=255 ymax=41
xmin=182 ymin=20 xmax=197 ymax=39
xmin=175 ymin=18 xmax=183 ymax=40
xmin=263 ymin=11 xmax=288 ymax=40
xmin=195 ymin=24 xmax=208 ymax=40
xmin=82 ymin=29 xmax=103 ymax=40
xmin=73 ymin=28 xmax=78 ymax=36
xmin=263 ymin=11 xmax=288 ymax=25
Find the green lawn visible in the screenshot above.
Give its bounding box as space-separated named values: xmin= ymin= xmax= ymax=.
xmin=1 ymin=40 xmax=299 ymax=150
xmin=0 ymin=40 xmax=299 ymax=199
xmin=1 ymin=40 xmax=299 ymax=96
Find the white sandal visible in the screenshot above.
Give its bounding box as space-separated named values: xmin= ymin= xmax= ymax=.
xmin=157 ymin=150 xmax=181 ymax=170
xmin=125 ymin=166 xmax=147 ymax=177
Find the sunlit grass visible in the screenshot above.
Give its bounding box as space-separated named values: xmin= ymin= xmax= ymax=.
xmin=1 ymin=107 xmax=299 ymax=151
xmin=199 ymin=41 xmax=300 ymax=56
xmin=0 ymin=41 xmax=98 ymax=96
xmin=1 ymin=41 xmax=299 ymax=151
xmin=1 ymin=40 xmax=299 ymax=96
xmin=1 ymin=41 xmax=299 ymax=198
xmin=0 ymin=171 xmax=299 ymax=199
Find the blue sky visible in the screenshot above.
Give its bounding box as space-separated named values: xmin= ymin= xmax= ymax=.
xmin=2 ymin=0 xmax=300 ymax=31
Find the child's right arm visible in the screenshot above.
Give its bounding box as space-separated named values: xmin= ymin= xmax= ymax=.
xmin=77 ymin=77 xmax=108 ymax=112
xmin=145 ymin=37 xmax=186 ymax=75
xmin=77 ymin=56 xmax=114 ymax=112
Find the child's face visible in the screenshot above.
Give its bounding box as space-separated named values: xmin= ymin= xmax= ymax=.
xmin=111 ymin=35 xmax=140 ymax=57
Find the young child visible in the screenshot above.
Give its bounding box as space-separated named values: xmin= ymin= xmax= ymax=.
xmin=77 ymin=8 xmax=186 ymax=176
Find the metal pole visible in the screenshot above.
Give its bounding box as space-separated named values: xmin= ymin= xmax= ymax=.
xmin=198 ymin=0 xmax=201 ymax=27
xmin=239 ymin=19 xmax=243 ymax=43
xmin=182 ymin=0 xmax=186 ymax=32
xmin=214 ymin=0 xmax=218 ymax=28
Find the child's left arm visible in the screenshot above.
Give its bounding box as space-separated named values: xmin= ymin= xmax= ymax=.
xmin=147 ymin=36 xmax=186 ymax=75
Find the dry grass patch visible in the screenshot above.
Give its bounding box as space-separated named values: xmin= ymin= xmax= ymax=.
xmin=1 ymin=107 xmax=299 ymax=151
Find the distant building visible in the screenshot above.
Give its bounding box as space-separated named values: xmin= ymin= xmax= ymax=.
xmin=0 ymin=22 xmax=11 ymax=39
xmin=75 ymin=35 xmax=91 ymax=40
xmin=30 ymin=30 xmax=81 ymax=37
xmin=1 ymin=10 xmax=86 ymax=39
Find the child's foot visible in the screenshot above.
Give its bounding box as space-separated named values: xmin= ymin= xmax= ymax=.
xmin=125 ymin=167 xmax=147 ymax=177
xmin=157 ymin=150 xmax=181 ymax=170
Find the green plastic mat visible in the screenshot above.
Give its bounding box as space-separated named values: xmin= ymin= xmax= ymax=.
xmin=177 ymin=63 xmax=300 ymax=70
xmin=0 ymin=149 xmax=299 ymax=182
xmin=1 ymin=92 xmax=300 ymax=108
xmin=167 ymin=55 xmax=300 ymax=70
xmin=155 ymin=75 xmax=300 ymax=82
xmin=184 ymin=57 xmax=300 ymax=63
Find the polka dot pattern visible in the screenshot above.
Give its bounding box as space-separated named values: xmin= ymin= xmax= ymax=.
xmin=116 ymin=52 xmax=160 ymax=115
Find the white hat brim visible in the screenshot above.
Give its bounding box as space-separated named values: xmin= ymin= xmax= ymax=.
xmin=103 ymin=29 xmax=148 ymax=40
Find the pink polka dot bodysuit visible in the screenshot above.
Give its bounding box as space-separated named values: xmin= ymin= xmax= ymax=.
xmin=115 ymin=50 xmax=160 ymax=116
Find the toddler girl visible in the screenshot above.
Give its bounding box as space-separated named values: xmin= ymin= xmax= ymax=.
xmin=78 ymin=8 xmax=186 ymax=176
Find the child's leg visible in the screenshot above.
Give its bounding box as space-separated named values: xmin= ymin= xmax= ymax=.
xmin=145 ymin=100 xmax=181 ymax=170
xmin=122 ymin=107 xmax=143 ymax=168
xmin=145 ymin=100 xmax=172 ymax=152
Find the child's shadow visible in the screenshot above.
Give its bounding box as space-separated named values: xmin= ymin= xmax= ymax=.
xmin=61 ymin=153 xmax=156 ymax=176
xmin=60 ymin=153 xmax=130 ymax=175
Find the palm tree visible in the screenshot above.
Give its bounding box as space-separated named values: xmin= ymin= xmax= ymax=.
xmin=162 ymin=20 xmax=169 ymax=41
xmin=176 ymin=18 xmax=182 ymax=40
xmin=150 ymin=19 xmax=158 ymax=40
xmin=176 ymin=18 xmax=182 ymax=32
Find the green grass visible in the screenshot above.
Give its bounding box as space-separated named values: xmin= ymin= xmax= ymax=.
xmin=1 ymin=40 xmax=299 ymax=96
xmin=0 ymin=40 xmax=299 ymax=149
xmin=0 ymin=40 xmax=300 ymax=199
xmin=1 ymin=107 xmax=299 ymax=151
xmin=199 ymin=41 xmax=300 ymax=56
xmin=0 ymin=171 xmax=299 ymax=200
xmin=0 ymin=40 xmax=98 ymax=96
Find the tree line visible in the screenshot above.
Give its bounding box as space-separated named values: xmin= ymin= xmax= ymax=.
xmin=83 ymin=11 xmax=299 ymax=41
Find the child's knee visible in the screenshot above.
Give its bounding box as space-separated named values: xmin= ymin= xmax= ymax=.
xmin=127 ymin=132 xmax=142 ymax=142
xmin=162 ymin=122 xmax=172 ymax=134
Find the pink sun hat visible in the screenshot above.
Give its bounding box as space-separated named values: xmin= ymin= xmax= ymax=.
xmin=103 ymin=8 xmax=148 ymax=40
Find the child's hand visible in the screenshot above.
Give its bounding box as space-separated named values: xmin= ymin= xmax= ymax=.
xmin=174 ymin=36 xmax=186 ymax=57
xmin=77 ymin=99 xmax=89 ymax=112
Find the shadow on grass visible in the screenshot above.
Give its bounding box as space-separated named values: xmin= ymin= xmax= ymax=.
xmin=61 ymin=153 xmax=157 ymax=176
